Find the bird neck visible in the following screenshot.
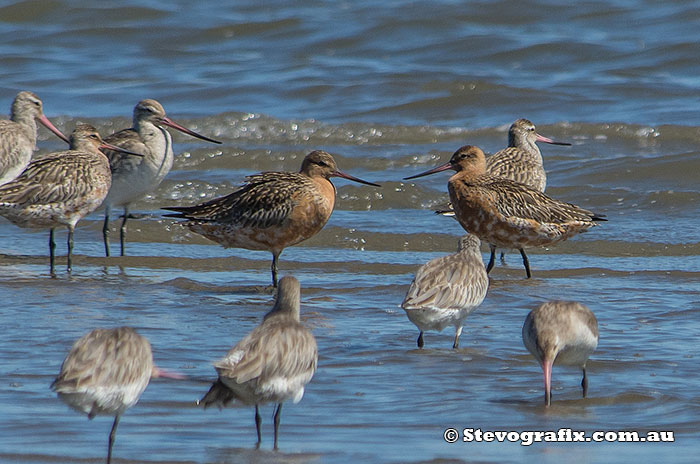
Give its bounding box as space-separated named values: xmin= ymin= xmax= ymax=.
xmin=10 ymin=111 xmax=38 ymax=144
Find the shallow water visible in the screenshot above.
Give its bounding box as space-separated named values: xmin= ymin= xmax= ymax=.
xmin=0 ymin=1 xmax=699 ymax=463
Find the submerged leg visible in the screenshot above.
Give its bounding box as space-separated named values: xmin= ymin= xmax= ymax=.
xmin=417 ymin=331 xmax=424 ymax=349
xmin=49 ymin=228 xmax=56 ymax=276
xmin=107 ymin=414 xmax=121 ymax=464
xmin=273 ymin=403 xmax=283 ymax=450
xmin=500 ymin=250 xmax=506 ymax=264
xmin=486 ymin=244 xmax=496 ymax=273
xmin=67 ymin=225 xmax=74 ymax=273
xmin=519 ymin=248 xmax=532 ymax=279
xmin=452 ymin=326 xmax=463 ymax=349
xmin=103 ymin=206 xmax=111 ymax=257
xmin=119 ymin=206 xmax=129 ymax=257
xmin=254 ymin=405 xmax=262 ymax=448
xmin=581 ymin=367 xmax=588 ymax=398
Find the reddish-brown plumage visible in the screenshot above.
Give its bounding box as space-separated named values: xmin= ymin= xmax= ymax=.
xmin=164 ymin=150 xmax=379 ymax=286
xmin=405 ymin=145 xmax=605 ymax=278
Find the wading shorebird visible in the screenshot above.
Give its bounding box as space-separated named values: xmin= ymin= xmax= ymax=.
xmin=402 ymin=234 xmax=488 ymax=349
xmin=522 ymin=301 xmax=599 ymax=406
xmin=0 ymin=91 xmax=69 ymax=185
xmin=163 ymin=150 xmax=380 ymax=287
xmin=101 ymin=99 xmax=221 ymax=257
xmin=437 ymin=119 xmax=571 ymax=267
xmin=199 ymin=276 xmax=318 ymax=449
xmin=486 ymin=118 xmax=570 ymax=192
xmin=0 ymin=124 xmax=140 ymax=274
xmin=51 ymin=326 xmax=183 ymax=464
xmin=405 ymin=145 xmax=605 ymax=278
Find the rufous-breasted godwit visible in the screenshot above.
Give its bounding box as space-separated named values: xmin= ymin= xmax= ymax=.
xmin=163 ymin=150 xmax=380 ymax=287
xmin=405 ymin=145 xmax=605 ymax=278
xmin=437 ymin=119 xmax=571 ymax=269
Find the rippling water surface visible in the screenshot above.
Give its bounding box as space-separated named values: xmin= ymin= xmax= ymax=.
xmin=0 ymin=1 xmax=699 ymax=463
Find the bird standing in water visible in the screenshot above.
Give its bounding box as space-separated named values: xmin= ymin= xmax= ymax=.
xmin=199 ymin=276 xmax=318 ymax=449
xmin=405 ymin=145 xmax=605 ymax=278
xmin=0 ymin=124 xmax=140 ymax=274
xmin=51 ymin=326 xmax=183 ymax=463
xmin=402 ymin=234 xmax=488 ymax=349
xmin=101 ymin=99 xmax=221 ymax=257
xmin=522 ymin=301 xmax=599 ymax=405
xmin=164 ymin=150 xmax=380 ymax=287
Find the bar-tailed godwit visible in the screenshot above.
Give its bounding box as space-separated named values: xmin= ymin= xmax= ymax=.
xmin=405 ymin=145 xmax=605 ymax=278
xmin=522 ymin=301 xmax=599 ymax=405
xmin=51 ymin=326 xmax=183 ymax=464
xmin=101 ymin=99 xmax=221 ymax=257
xmin=0 ymin=91 xmax=69 ymax=186
xmin=486 ymin=118 xmax=570 ymax=192
xmin=402 ymin=234 xmax=488 ymax=349
xmin=437 ymin=119 xmax=571 ymax=268
xmin=199 ymin=276 xmax=317 ymax=449
xmin=0 ymin=124 xmax=138 ymax=274
xmin=164 ymin=150 xmax=380 ymax=287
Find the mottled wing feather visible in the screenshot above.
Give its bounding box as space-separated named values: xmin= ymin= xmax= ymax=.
xmin=486 ymin=148 xmax=546 ymax=191
xmin=0 ymin=122 xmax=29 ymax=174
xmin=51 ymin=327 xmax=153 ymax=393
xmin=214 ymin=316 xmax=318 ymax=386
xmin=164 ymin=172 xmax=314 ymax=229
xmin=0 ymin=152 xmax=108 ymax=206
xmin=462 ymin=175 xmax=599 ymax=223
xmin=403 ymin=253 xmax=487 ymax=311
xmin=103 ymin=128 xmax=147 ymax=177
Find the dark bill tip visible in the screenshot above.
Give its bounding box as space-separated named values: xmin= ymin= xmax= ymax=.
xmin=403 ymin=161 xmax=453 ymax=180
xmin=332 ymin=170 xmax=381 ymax=187
xmin=160 ymin=117 xmax=222 ymax=144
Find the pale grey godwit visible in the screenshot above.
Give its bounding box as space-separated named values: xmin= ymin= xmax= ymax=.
xmin=0 ymin=91 xmax=69 ymax=186
xmin=0 ymin=124 xmax=139 ymax=274
xmin=486 ymin=118 xmax=570 ymax=192
xmin=522 ymin=301 xmax=599 ymax=406
xmin=101 ymin=99 xmax=221 ymax=257
xmin=199 ymin=276 xmax=317 ymax=449
xmin=163 ymin=150 xmax=380 ymax=287
xmin=437 ymin=119 xmax=571 ymax=267
xmin=401 ymin=234 xmax=488 ymax=349
xmin=404 ymin=145 xmax=605 ymax=278
xmin=51 ymin=326 xmax=183 ymax=464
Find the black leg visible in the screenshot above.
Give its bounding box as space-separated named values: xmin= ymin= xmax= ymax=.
xmin=452 ymin=326 xmax=462 ymax=349
xmin=499 ymin=250 xmax=506 ymax=264
xmin=519 ymin=248 xmax=531 ymax=278
xmin=273 ymin=403 xmax=282 ymax=450
xmin=271 ymin=251 xmax=281 ymax=287
xmin=486 ymin=244 xmax=496 ymax=274
xmin=103 ymin=207 xmax=111 ymax=257
xmin=255 ymin=405 xmax=261 ymax=448
xmin=582 ymin=367 xmax=588 ymax=398
xmin=49 ymin=228 xmax=56 ymax=276
xmin=417 ymin=331 xmax=424 ymax=349
xmin=67 ymin=226 xmax=74 ymax=273
xmin=107 ymin=414 xmax=120 ymax=464
xmin=119 ymin=206 xmax=128 ymax=257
